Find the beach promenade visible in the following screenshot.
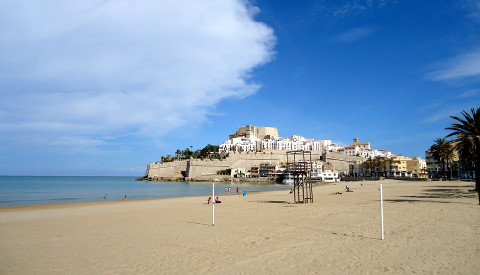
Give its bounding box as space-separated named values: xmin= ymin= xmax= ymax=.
xmin=1 ymin=180 xmax=479 ymax=274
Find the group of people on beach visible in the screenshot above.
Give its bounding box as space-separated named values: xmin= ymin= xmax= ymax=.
xmin=207 ymin=186 xmax=241 ymax=204
xmin=207 ymin=196 xmax=222 ymax=204
xmin=224 ymin=186 xmax=240 ymax=195
xmin=328 ymin=182 xmax=364 ymax=195
xmin=103 ymin=194 xmax=128 ymax=200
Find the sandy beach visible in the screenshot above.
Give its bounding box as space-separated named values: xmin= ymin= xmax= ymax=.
xmin=1 ymin=179 xmax=479 ymax=274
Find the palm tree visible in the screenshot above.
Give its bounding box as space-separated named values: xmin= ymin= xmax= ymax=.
xmin=372 ymin=157 xmax=382 ymax=177
xmin=429 ymin=138 xmax=449 ymax=179
xmin=378 ymin=157 xmax=387 ymax=177
xmin=175 ymin=149 xmax=181 ymax=160
xmin=444 ymin=142 xmax=455 ymax=180
xmin=446 ymin=107 xmax=480 ymax=204
xmin=361 ymin=159 xmax=371 ymax=178
xmin=456 ymin=133 xmax=476 ymax=180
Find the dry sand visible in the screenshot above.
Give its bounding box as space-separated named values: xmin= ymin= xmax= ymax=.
xmin=1 ymin=179 xmax=479 ymax=274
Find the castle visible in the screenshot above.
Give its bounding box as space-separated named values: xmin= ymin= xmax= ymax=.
xmin=144 ymin=124 xmax=427 ymax=181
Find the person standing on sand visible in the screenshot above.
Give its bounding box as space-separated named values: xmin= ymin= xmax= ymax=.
xmin=236 ymin=187 xmax=239 ymax=195
xmin=124 ymin=195 xmax=127 ymax=200
xmin=228 ymin=187 xmax=231 ymax=194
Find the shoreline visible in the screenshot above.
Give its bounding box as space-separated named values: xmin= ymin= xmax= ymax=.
xmin=0 ymin=177 xmax=294 ymax=208
xmin=0 ymin=180 xmax=334 ymax=210
xmin=1 ymin=179 xmax=479 ymax=274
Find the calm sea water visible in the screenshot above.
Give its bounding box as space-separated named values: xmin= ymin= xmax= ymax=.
xmin=0 ymin=176 xmax=291 ymax=207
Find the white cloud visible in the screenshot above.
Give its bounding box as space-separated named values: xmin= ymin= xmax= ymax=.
xmin=427 ymin=48 xmax=480 ymax=81
xmin=0 ymin=0 xmax=276 ymax=152
xmin=333 ymin=27 xmax=375 ymax=43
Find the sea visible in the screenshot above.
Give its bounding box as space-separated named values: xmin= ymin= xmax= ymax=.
xmin=0 ymin=176 xmax=292 ymax=207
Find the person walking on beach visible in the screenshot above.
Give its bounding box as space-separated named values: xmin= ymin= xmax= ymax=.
xmin=236 ymin=187 xmax=239 ymax=195
xmin=104 ymin=194 xmax=107 ymax=199
xmin=228 ymin=187 xmax=231 ymax=194
xmin=124 ymin=195 xmax=128 ymax=200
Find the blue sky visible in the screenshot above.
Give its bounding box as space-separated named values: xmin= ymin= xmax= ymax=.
xmin=1 ymin=0 xmax=479 ymax=176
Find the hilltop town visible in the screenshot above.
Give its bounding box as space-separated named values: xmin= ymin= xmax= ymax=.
xmin=144 ymin=125 xmax=429 ymax=182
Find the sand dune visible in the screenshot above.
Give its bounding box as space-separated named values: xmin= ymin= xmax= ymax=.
xmin=1 ymin=179 xmax=479 ymax=274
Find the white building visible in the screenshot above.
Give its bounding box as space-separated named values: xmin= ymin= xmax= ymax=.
xmin=311 ymin=162 xmax=323 ymax=179
xmin=219 ymin=127 xmax=333 ymax=154
xmin=219 ymin=136 xmax=257 ymax=153
xmin=321 ymin=170 xmax=338 ymax=182
xmin=338 ymin=138 xmax=392 ymax=159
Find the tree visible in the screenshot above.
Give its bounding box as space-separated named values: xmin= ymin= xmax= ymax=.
xmin=376 ymin=157 xmax=387 ymax=177
xmin=456 ymin=132 xmax=476 ymax=180
xmin=362 ymin=158 xmax=374 ymax=178
xmin=183 ymin=148 xmax=193 ymax=159
xmin=175 ymin=149 xmax=181 ymax=160
xmin=371 ymin=157 xmax=382 ymax=177
xmin=444 ymin=143 xmax=456 ymax=180
xmin=429 ymin=138 xmax=450 ymax=179
xmin=446 ymin=107 xmax=480 ymax=204
xmin=198 ymin=144 xmax=219 ymax=159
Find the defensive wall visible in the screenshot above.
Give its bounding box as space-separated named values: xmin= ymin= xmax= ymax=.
xmin=322 ymin=151 xmax=364 ymax=173
xmin=145 ymin=160 xmax=188 ymax=180
xmin=145 ymin=150 xmax=325 ymax=181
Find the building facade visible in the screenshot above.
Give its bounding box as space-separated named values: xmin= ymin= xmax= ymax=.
xmin=219 ymin=125 xmax=333 ymax=154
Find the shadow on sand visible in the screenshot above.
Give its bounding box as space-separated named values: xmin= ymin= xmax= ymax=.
xmin=187 ymin=221 xmax=211 ymax=226
xmin=386 ymin=186 xmax=477 ymax=204
xmin=255 ymin=200 xmax=292 ymax=204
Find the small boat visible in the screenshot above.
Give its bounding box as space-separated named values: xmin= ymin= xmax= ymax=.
xmin=282 ymin=173 xmax=294 ymax=185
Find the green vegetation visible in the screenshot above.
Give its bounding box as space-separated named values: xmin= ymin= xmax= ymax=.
xmin=445 ymin=107 xmax=480 ymax=205
xmin=160 ymin=144 xmax=221 ymax=163
xmin=216 ymin=168 xmax=231 ymax=175
xmin=429 ymin=137 xmax=454 ymax=179
xmin=362 ymin=157 xmax=384 ymax=177
xmin=429 ymin=107 xmax=479 ymax=204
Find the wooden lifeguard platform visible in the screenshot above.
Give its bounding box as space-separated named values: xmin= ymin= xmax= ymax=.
xmin=286 ymin=150 xmax=313 ymax=203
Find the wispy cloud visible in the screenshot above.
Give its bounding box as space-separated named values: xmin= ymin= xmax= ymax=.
xmin=420 ymin=93 xmax=480 ymax=123
xmin=0 ymin=0 xmax=276 ymax=153
xmin=427 ymin=48 xmax=480 ymax=81
xmin=333 ymin=27 xmax=376 ymax=43
xmin=462 ymin=0 xmax=480 ymax=23
xmin=327 ymin=0 xmax=392 ymax=17
xmin=457 ymin=89 xmax=480 ymax=98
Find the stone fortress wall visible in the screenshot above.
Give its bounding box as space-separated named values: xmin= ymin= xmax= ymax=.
xmin=145 ymin=160 xmax=188 ymax=180
xmin=322 ymin=151 xmax=364 ymax=173
xmin=235 ymin=125 xmax=279 ymax=139
xmin=145 ymin=124 xmax=365 ymax=181
xmin=145 ymin=150 xmax=328 ymax=180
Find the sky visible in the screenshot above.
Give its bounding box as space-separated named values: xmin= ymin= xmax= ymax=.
xmin=1 ymin=0 xmax=479 ymax=176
